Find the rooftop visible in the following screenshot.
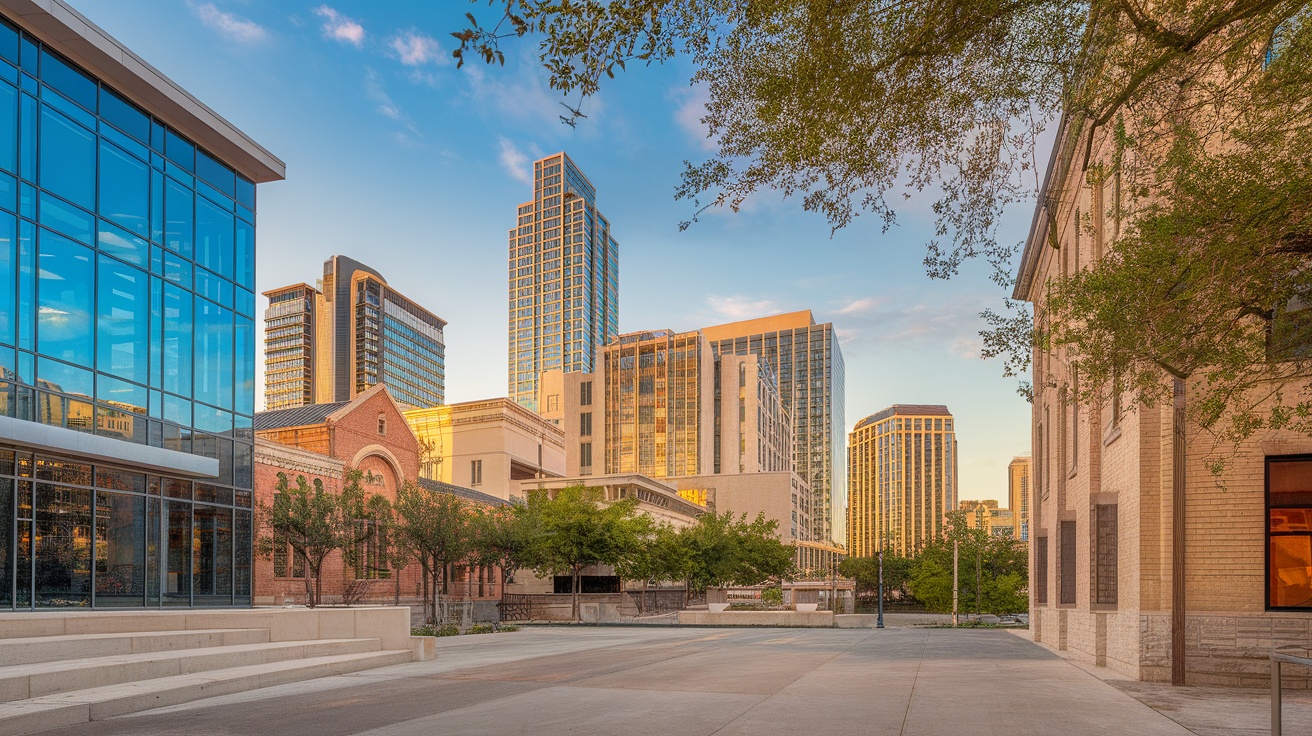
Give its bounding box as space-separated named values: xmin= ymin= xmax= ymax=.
xmin=254 ymin=401 xmax=351 ymax=432
xmin=701 ymin=310 xmax=818 ymax=342
xmin=855 ymin=404 xmax=953 ymax=430
xmin=417 ymin=477 xmax=509 ymax=507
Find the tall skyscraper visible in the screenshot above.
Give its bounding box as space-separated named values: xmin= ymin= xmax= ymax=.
xmin=263 ymin=255 xmax=446 ymax=411
xmin=0 ymin=0 xmax=283 ymax=608
xmin=702 ymin=311 xmax=846 ymax=545
xmin=847 ymin=405 xmax=958 ymax=556
xmin=1008 ymin=454 xmax=1031 ymax=541
xmin=508 ymin=152 xmax=619 ymax=412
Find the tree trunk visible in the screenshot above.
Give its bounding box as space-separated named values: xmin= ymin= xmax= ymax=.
xmin=300 ymin=552 xmax=313 ymax=606
xmin=572 ymin=564 xmax=581 ymax=622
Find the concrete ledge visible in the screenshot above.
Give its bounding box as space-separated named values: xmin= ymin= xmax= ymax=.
xmin=0 ymin=416 xmax=219 ymax=478
xmin=676 ymin=610 xmax=835 ymax=627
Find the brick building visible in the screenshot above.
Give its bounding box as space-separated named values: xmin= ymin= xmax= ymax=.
xmin=1015 ymin=119 xmax=1312 ymax=686
xmin=253 ymin=384 xmax=504 ymax=607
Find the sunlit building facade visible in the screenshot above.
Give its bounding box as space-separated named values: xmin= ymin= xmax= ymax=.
xmin=263 ymin=255 xmax=446 ymax=411
xmin=508 ymin=152 xmax=618 ymax=412
xmin=847 ymin=405 xmax=958 ymax=557
xmin=1008 ymin=454 xmax=1031 ymax=541
xmin=703 ymin=311 xmax=846 ymax=545
xmin=0 ymin=0 xmax=284 ymax=608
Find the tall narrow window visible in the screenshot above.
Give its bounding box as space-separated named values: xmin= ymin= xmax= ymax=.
xmin=580 ymin=442 xmax=592 ymax=469
xmin=1036 ymin=536 xmax=1049 ymax=605
xmin=580 ymin=380 xmax=592 ymax=406
xmin=1060 ymin=520 xmax=1077 ymax=605
xmin=1268 ymin=456 xmax=1312 ymax=610
xmin=470 ymin=459 xmax=482 ymax=486
xmin=1095 ymin=504 xmax=1118 ymax=605
xmin=579 ymin=412 xmax=592 ymax=436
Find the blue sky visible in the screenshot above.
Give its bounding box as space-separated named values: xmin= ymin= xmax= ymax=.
xmin=75 ymin=1 xmax=1034 ymax=505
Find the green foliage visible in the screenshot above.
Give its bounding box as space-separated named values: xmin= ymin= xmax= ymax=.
xmin=467 ymin=623 xmax=496 ymax=634
xmin=255 ymin=470 xmax=373 ymax=607
xmin=521 ymin=485 xmax=651 ymax=621
xmin=761 ymin=585 xmax=783 ymax=607
xmin=459 ymin=0 xmax=1312 ymax=446
xmin=470 ymin=500 xmax=540 ymax=597
xmin=839 ymin=551 xmax=915 ymax=605
xmin=681 ymin=511 xmax=795 ymax=592
xmin=394 ymin=482 xmax=478 ymax=623
xmin=498 ymin=624 xmax=520 ymax=632
xmin=906 ymin=512 xmax=1029 ymax=615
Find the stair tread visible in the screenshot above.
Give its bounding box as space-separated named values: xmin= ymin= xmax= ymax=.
xmin=0 ymin=629 xmax=266 ymax=646
xmin=0 ymin=649 xmax=411 ymax=712
xmin=0 ymin=638 xmax=382 ymax=678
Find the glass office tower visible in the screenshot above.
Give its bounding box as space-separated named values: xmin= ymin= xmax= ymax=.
xmin=508 ymin=152 xmax=619 ymax=412
xmin=0 ymin=2 xmax=284 ymax=608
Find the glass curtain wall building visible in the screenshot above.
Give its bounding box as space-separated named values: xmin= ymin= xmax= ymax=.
xmin=847 ymin=405 xmax=958 ymax=557
xmin=508 ymin=152 xmax=618 ymax=412
xmin=263 ymin=256 xmax=446 ymax=412
xmin=702 ymin=311 xmax=846 ymax=545
xmin=0 ymin=1 xmax=284 ymax=608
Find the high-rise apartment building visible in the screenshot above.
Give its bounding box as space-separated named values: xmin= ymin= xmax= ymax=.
xmin=508 ymin=152 xmax=618 ymax=412
xmin=847 ymin=405 xmax=958 ymax=556
xmin=702 ymin=311 xmax=846 ymax=545
xmin=0 ymin=0 xmax=284 ymax=608
xmin=1008 ymin=454 xmax=1031 ymax=541
xmin=263 ymin=255 xmax=446 ymax=412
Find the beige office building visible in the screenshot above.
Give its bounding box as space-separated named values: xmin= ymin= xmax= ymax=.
xmin=404 ymin=399 xmax=565 ymax=501
xmin=702 ymin=311 xmax=846 ymax=545
xmin=1008 ymin=455 xmax=1032 ymax=541
xmin=847 ymin=405 xmax=959 ymax=557
xmin=670 ymin=472 xmax=811 ymax=543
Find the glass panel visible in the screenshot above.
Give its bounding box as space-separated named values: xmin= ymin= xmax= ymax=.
xmin=164 ymin=129 xmax=194 ymax=172
xmin=150 ymin=168 xmax=162 ymax=244
xmin=193 ymin=504 xmax=231 ymax=604
xmin=18 ymin=92 xmax=32 ymax=183
xmin=96 ymin=373 xmax=146 ymax=416
xmin=235 ymin=316 xmax=253 ymax=416
xmin=0 ymin=211 xmax=13 ymax=345
xmin=0 ymin=81 xmax=15 ymax=174
xmin=146 ymin=496 xmax=160 ymax=605
xmin=97 ymin=403 xmax=146 ymax=444
xmin=163 ymin=393 xmax=190 ymax=427
xmin=235 ymin=176 xmax=254 ymax=210
xmin=234 ymin=218 xmax=253 ymax=289
xmin=195 ymin=149 xmax=234 ymax=199
xmin=39 ymin=49 xmax=95 ymax=111
xmin=38 ymin=192 xmax=93 ymax=244
xmin=98 ymin=87 xmax=149 ymax=143
xmin=96 ymin=467 xmax=145 ymax=494
xmin=194 ymin=299 xmax=231 ymax=410
xmin=162 ymin=283 xmax=191 ymax=396
xmin=97 ymin=220 xmax=147 ymax=268
xmin=0 ymin=20 xmax=15 ymax=65
xmin=0 ymin=478 xmax=9 ymax=606
xmin=163 ymin=251 xmax=191 ymax=288
xmin=1271 ymin=459 xmax=1312 ymax=506
xmin=195 ymin=197 xmax=232 ymax=280
xmin=234 ymin=509 xmax=250 ymax=602
xmin=1271 ymin=535 xmax=1312 ymax=608
xmin=38 ymin=106 xmax=93 ymax=209
xmin=99 ymin=141 xmax=149 ymax=237
xmin=15 ymin=517 xmax=30 ymax=606
xmin=164 ymin=178 xmax=192 ymax=258
xmin=234 ymin=440 xmax=252 ymax=490
xmin=34 ymin=483 xmax=91 ymax=607
xmin=38 ymin=357 xmax=92 ymax=397
xmin=165 ymin=500 xmax=190 ymax=605
xmin=1272 ymin=508 xmax=1312 ymax=533
xmin=96 ymin=255 xmax=149 ymax=385
xmin=36 ymin=230 xmax=92 ymax=365
xmin=94 ymin=491 xmax=145 ymax=606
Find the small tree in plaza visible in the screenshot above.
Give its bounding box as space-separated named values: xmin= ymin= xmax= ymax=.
xmin=256 ymin=469 xmax=372 ymax=607
xmin=615 ymin=522 xmax=692 ymax=613
xmin=470 ymin=500 xmax=541 ymax=608
xmin=906 ymin=512 xmax=1028 ymax=616
xmin=394 ymin=482 xmax=478 ymax=623
xmin=521 ymin=485 xmax=651 ymax=622
xmin=681 ymin=511 xmax=795 ymax=593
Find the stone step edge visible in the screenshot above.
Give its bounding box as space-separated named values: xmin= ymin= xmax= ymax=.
xmin=0 ymin=628 xmax=269 ymax=647
xmin=0 ymin=648 xmax=414 ymax=736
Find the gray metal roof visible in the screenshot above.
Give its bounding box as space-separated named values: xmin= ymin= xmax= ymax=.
xmin=253 ymin=402 xmax=351 ymax=432
xmin=417 ymin=477 xmax=510 ymax=507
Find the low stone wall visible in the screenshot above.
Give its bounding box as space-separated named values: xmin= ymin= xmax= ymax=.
xmin=677 ymin=610 xmax=835 ymax=627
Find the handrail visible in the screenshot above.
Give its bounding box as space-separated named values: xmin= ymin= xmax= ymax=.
xmin=1271 ymin=647 xmax=1312 ymax=736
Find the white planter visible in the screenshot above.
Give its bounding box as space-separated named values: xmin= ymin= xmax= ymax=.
xmin=708 ymin=603 xmax=730 ymax=613
xmin=795 ymin=603 xmax=818 ymax=613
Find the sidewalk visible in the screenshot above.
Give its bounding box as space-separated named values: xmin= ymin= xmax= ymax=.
xmin=1016 ymin=629 xmax=1312 ymax=736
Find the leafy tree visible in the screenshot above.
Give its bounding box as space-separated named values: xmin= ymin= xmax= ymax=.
xmin=255 ymin=470 xmax=371 ymax=607
xmin=456 ymin=1 xmax=1312 ymax=448
xmin=906 ymin=511 xmax=1028 ymax=615
xmin=394 ymin=482 xmax=478 ymax=623
xmin=522 ymin=485 xmax=651 ymax=621
xmin=680 ymin=511 xmax=795 ymax=592
xmin=614 ymin=522 xmax=692 ymax=613
xmin=838 ymin=551 xmax=913 ymax=607
xmin=470 ymin=500 xmax=541 ymax=608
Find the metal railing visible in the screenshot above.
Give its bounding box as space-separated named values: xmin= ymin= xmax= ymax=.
xmin=1271 ymin=646 xmax=1311 ymax=736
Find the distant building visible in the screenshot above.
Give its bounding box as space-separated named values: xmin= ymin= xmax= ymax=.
xmin=508 ymin=152 xmax=619 ymax=412
xmin=1008 ymin=455 xmax=1031 ymax=541
xmin=847 ymin=405 xmax=959 ymax=556
xmin=960 ymin=499 xmax=1015 ymax=538
xmin=702 ymin=311 xmax=846 ymax=545
xmin=403 ymin=398 xmax=565 ymax=501
xmin=263 ymin=255 xmax=447 ymax=412
xmin=669 ymin=472 xmax=811 ymax=543
xmin=536 ymin=369 xmax=599 ymax=475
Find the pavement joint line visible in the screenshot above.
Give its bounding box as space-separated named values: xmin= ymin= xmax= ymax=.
xmin=898 ymin=631 xmax=930 ymax=736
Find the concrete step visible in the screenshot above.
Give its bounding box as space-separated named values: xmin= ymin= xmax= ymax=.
xmin=0 ymin=648 xmax=414 ymax=736
xmin=0 ymin=638 xmax=383 ymax=702
xmin=0 ymin=629 xmax=270 ymax=666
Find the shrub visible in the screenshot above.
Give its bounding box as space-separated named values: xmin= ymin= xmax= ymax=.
xmin=498 ymin=624 xmax=520 ymax=632
xmin=761 ymin=586 xmax=783 ymax=607
xmin=467 ymin=624 xmax=496 ymax=634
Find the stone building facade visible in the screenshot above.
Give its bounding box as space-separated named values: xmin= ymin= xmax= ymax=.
xmin=1015 ymin=120 xmax=1312 ymax=687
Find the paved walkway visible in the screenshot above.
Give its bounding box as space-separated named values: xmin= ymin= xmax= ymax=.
xmin=32 ymin=626 xmax=1311 ymax=735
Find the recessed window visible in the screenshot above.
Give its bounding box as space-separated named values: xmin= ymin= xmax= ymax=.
xmin=1268 ymin=456 xmax=1312 ymax=610
xmin=377 ymin=414 xmax=386 ymax=435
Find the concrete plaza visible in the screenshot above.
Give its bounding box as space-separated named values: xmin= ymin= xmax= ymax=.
xmin=30 ymin=626 xmax=1312 ymax=736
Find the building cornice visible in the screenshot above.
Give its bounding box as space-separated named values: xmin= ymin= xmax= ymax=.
xmin=255 ymin=438 xmax=344 ymax=478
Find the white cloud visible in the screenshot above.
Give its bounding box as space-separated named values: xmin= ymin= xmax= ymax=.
xmin=463 ymin=62 xmax=578 ymax=128
xmin=390 ymin=30 xmax=446 ymax=66
xmin=835 ymin=296 xmax=887 ymax=315
xmin=498 ymin=138 xmax=532 ymax=185
xmin=191 ymin=2 xmax=269 ymax=44
xmin=363 ymin=69 xmax=423 ymax=145
xmin=705 ymin=295 xmax=782 ymax=322
xmin=314 ymin=5 xmax=364 ymax=46
xmin=672 ymin=84 xmax=714 ymax=151
xmin=826 ymin=291 xmax=991 ymax=360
